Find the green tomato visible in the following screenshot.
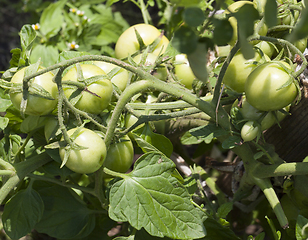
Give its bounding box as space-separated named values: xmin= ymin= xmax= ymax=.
xmin=174 ymin=54 xmax=197 ymax=90
xmin=115 ymin=23 xmax=169 ymax=59
xmin=241 ymin=120 xmax=260 ymax=141
xmin=245 ymin=61 xmax=297 ymax=111
xmin=62 ymin=64 xmax=113 ymax=114
xmin=59 ymin=128 xmax=107 ymax=174
xmin=293 ymin=38 xmax=307 ymax=54
xmin=10 ymin=66 xmax=58 ymax=116
xmin=255 ymin=41 xmax=276 ymax=58
xmin=223 ymin=49 xmax=269 ymax=93
xmin=93 ymin=61 xmax=129 ymax=92
xmin=103 ymin=135 xmax=134 ymax=178
xmin=133 ymin=53 xmax=167 ymax=80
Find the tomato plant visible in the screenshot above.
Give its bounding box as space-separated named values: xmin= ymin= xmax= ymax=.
xmin=115 ymin=23 xmax=169 ymax=59
xmin=59 ymin=127 xmax=107 ymax=174
xmin=9 ymin=66 xmax=57 ymax=116
xmin=245 ymin=61 xmax=298 ymax=111
xmin=62 ymin=63 xmax=113 ymax=114
xmin=1 ymin=0 xmax=308 ymax=239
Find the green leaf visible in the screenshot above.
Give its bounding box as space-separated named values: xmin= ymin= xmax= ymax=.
xmin=217 ymin=202 xmax=233 ymax=219
xmin=235 ymin=4 xmax=260 ymax=59
xmin=20 ymin=25 xmax=37 ymax=61
xmin=172 ymin=25 xmax=198 ymax=55
xmin=254 ymin=232 xmax=265 ymax=240
xmin=30 ymin=45 xmax=59 ymax=67
xmin=0 ymin=99 xmax=12 ymax=112
xmin=133 ymin=124 xmax=173 ymax=157
xmin=222 ymin=135 xmax=242 ymax=149
xmin=264 ymin=0 xmax=277 ymax=28
xmin=40 ymin=0 xmax=66 ymax=38
xmin=9 ymin=48 xmax=22 ymax=68
xmin=33 ymin=181 xmax=95 ymax=239
xmin=20 ymin=115 xmax=46 ymax=133
xmin=187 ymin=42 xmax=208 ymax=82
xmin=183 ymin=7 xmax=205 ymax=27
xmin=187 ymin=124 xmax=228 ymax=144
xmin=108 ymin=152 xmax=206 ymax=239
xmin=212 ymin=19 xmax=234 ymax=46
xmin=0 ymin=117 xmax=9 ymax=130
xmin=2 ymin=187 xmax=44 ymax=240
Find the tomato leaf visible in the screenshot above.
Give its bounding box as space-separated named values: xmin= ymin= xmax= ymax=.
xmin=172 ymin=25 xmax=198 ymax=55
xmin=33 ymin=181 xmax=95 ymax=239
xmin=187 ymin=42 xmax=208 ymax=82
xmin=222 ymin=135 xmax=242 ymax=149
xmin=39 ymin=0 xmax=65 ymax=39
xmin=212 ymin=19 xmax=234 ymax=46
xmin=133 ymin=123 xmax=173 ymax=157
xmin=183 ymin=7 xmax=205 ymax=27
xmin=185 ymin=124 xmax=228 ymax=144
xmin=108 ymin=152 xmax=206 ymax=239
xmin=20 ymin=24 xmax=37 ymax=61
xmin=264 ymin=0 xmax=277 ymax=28
xmin=2 ymin=186 xmax=44 ymax=240
xmin=30 ymin=45 xmax=59 ymax=67
xmin=20 ymin=115 xmax=46 ymax=133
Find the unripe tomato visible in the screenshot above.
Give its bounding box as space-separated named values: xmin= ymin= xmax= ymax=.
xmin=93 ymin=61 xmax=129 ymax=91
xmin=223 ymin=49 xmax=270 ymax=93
xmin=241 ymin=120 xmax=260 ymax=141
xmin=277 ymin=0 xmax=299 ymax=26
xmin=133 ymin=53 xmax=167 ymax=81
xmin=62 ymin=64 xmax=113 ymax=114
xmin=59 ymin=128 xmax=107 ymax=174
xmin=10 ymin=66 xmax=58 ymax=116
xmin=255 ymin=41 xmax=275 ymax=58
xmin=174 ymin=54 xmax=197 ymax=90
xmin=115 ymin=23 xmax=169 ymax=59
xmin=103 ymin=135 xmax=134 ymax=178
xmin=245 ymin=62 xmax=297 ymax=111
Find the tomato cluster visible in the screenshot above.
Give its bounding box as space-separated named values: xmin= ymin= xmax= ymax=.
xmin=222 ymin=0 xmax=306 ymax=142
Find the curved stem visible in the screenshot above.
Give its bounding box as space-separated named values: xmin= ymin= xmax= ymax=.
xmin=253 ymin=177 xmax=289 ymax=228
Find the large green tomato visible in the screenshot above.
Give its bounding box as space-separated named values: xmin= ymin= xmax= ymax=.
xmin=115 ymin=23 xmax=169 ymax=59
xmin=103 ymin=135 xmax=134 ymax=178
xmin=223 ymin=49 xmax=269 ymax=93
xmin=59 ymin=128 xmax=107 ymax=174
xmin=245 ymin=62 xmax=297 ymax=111
xmin=62 ymin=64 xmax=113 ymax=114
xmin=174 ymin=54 xmax=197 ymax=90
xmin=10 ymin=66 xmax=58 ymax=116
xmin=93 ymin=61 xmax=129 ymax=92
